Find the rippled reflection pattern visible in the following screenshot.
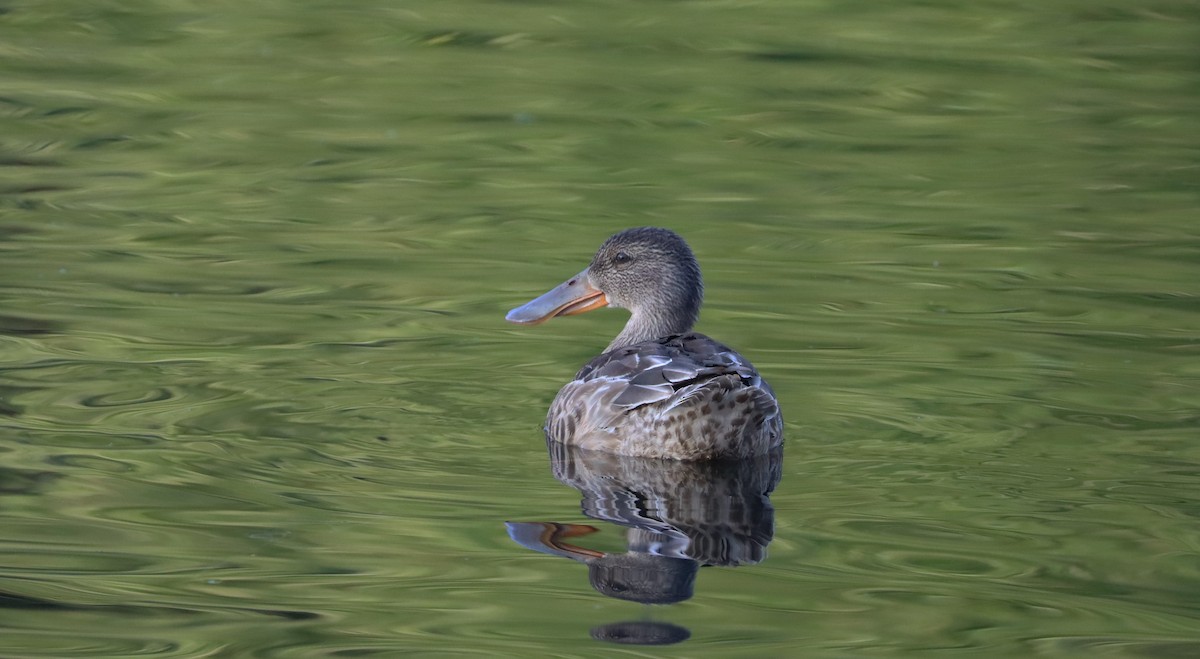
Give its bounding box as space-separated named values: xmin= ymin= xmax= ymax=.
xmin=2 ymin=0 xmax=1199 ymax=655
xmin=508 ymin=441 xmax=782 ymax=644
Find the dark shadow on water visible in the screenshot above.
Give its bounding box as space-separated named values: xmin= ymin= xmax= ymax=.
xmin=507 ymin=440 xmax=782 ymax=645
xmin=590 ymin=620 xmax=691 ymax=646
xmin=0 ymin=314 xmax=63 ymax=337
xmin=0 ymin=466 xmax=61 ymax=496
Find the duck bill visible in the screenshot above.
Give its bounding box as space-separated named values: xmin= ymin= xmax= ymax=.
xmin=506 ymin=269 xmax=608 ymax=325
xmin=505 ymin=522 xmax=605 ymax=561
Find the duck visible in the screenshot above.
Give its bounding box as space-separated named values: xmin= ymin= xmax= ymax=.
xmin=506 ymin=227 xmax=783 ymax=461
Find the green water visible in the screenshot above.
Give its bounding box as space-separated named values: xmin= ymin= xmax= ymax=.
xmin=2 ymin=0 xmax=1198 ymax=656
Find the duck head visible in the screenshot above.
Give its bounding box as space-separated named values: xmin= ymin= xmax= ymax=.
xmin=506 ymin=227 xmax=704 ymax=351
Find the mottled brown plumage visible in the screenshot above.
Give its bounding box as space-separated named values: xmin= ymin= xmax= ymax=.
xmin=507 ymin=227 xmax=782 ymax=460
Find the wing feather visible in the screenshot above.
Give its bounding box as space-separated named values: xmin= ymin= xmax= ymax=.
xmin=569 ymin=332 xmax=757 ymax=411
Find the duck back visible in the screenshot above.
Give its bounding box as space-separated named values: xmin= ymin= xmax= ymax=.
xmin=546 ymin=333 xmax=783 ymax=460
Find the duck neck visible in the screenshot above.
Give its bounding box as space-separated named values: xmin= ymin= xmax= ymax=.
xmin=606 ymin=307 xmax=695 ymax=352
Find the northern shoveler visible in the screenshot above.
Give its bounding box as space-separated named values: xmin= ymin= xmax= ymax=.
xmin=506 ymin=227 xmax=783 ymax=460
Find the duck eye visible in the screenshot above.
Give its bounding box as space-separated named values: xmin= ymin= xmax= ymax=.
xmin=614 ymin=251 xmax=632 ymax=265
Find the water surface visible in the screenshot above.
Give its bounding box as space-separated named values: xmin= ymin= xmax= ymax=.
xmin=2 ymin=1 xmax=1198 ymax=656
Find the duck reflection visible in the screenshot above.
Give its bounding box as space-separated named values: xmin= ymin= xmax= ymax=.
xmin=508 ymin=441 xmax=782 ymax=644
